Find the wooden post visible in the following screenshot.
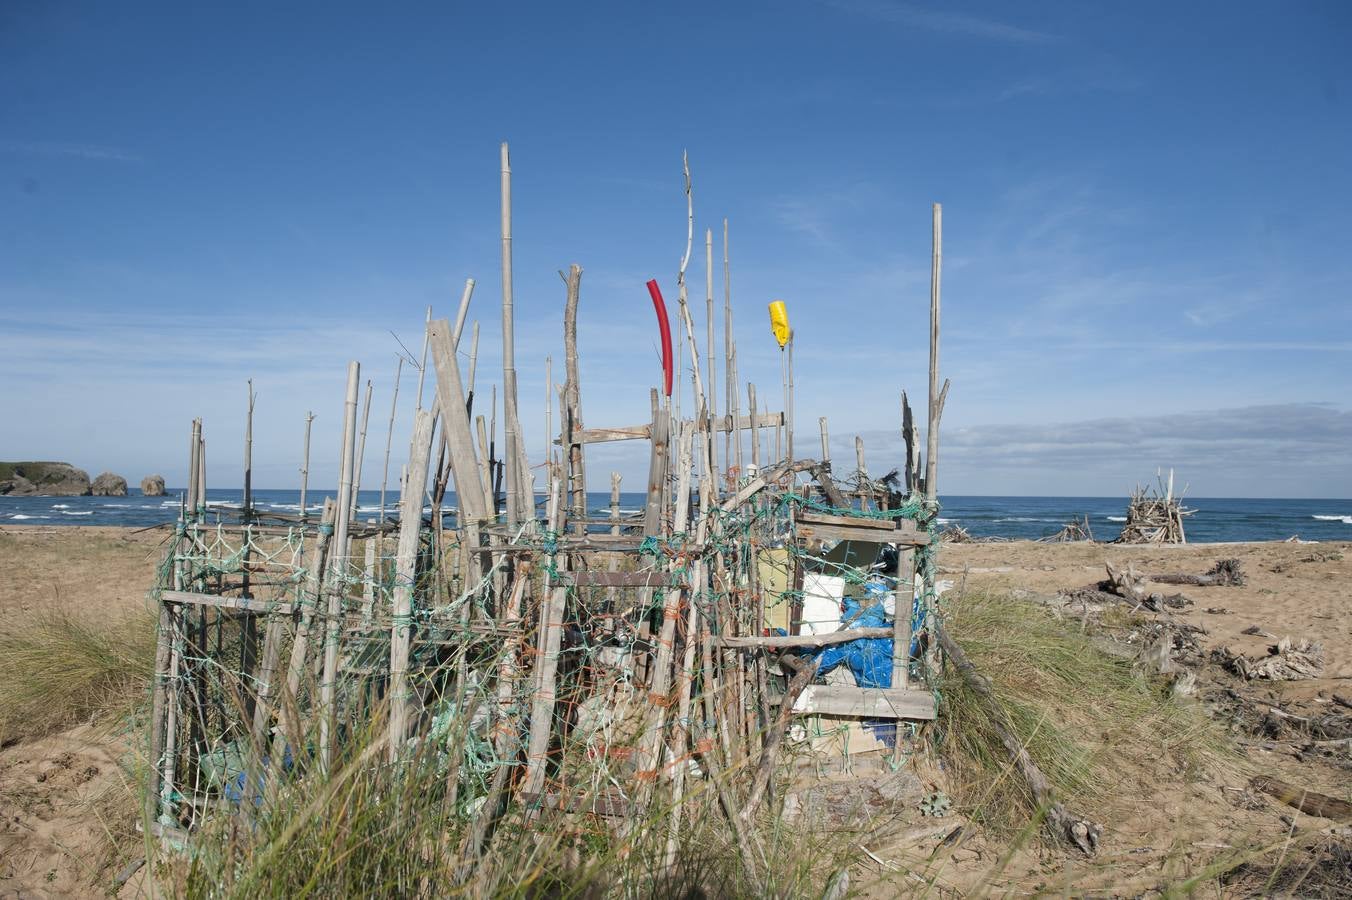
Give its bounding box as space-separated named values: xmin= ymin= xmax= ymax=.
xmin=723 ymin=219 xmax=734 ymax=482
xmin=270 ymin=499 xmax=337 ymax=780
xmin=475 ymin=415 xmax=493 ymax=507
xmin=748 ymin=383 xmax=760 ymax=470
xmin=561 ymin=264 xmax=586 ymax=535
xmin=544 ymin=355 xmax=553 ymax=465
xmin=350 ymin=380 xmax=374 ymax=521
xmin=452 ymin=277 xmax=476 ymax=348
xmin=643 ymin=388 xmax=669 ymax=536
xmin=320 ymin=361 xmax=361 ymax=771
xmin=415 ymin=305 xmax=432 ymax=411
xmin=925 ymin=203 xmax=942 ymax=503
xmin=299 ymin=411 xmax=315 ymax=521
xmin=901 ymin=392 xmax=919 ymax=496
xmin=389 ymin=407 xmax=436 ymax=758
xmin=705 ymin=228 xmax=717 ymax=481
xmin=427 ymin=319 xmax=489 ymax=523
xmin=240 ymin=381 xmax=259 ymax=722
xmin=500 ymin=142 xmax=528 ymax=527
xmin=786 ymin=332 xmax=795 ymax=462
xmin=521 ymin=467 xmax=568 ymax=800
xmin=819 ymin=417 xmax=830 ymax=465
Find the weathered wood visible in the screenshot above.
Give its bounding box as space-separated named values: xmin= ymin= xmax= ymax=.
xmin=797 ymin=519 xmax=928 ymax=547
xmin=379 ymin=357 xmax=404 ymax=521
xmin=747 ymin=383 xmax=761 ymax=469
xmin=389 ymin=406 xmax=436 ymax=758
xmin=819 ymin=417 xmax=830 ymax=463
xmin=715 ymin=627 xmax=895 ymax=649
xmin=706 ymin=227 xmax=718 ymax=482
xmin=567 ymin=571 xmax=687 ymax=588
xmin=643 ymin=388 xmax=669 ymax=536
xmin=811 ymin=465 xmax=851 ymax=510
xmin=521 ymin=468 xmax=568 ymax=800
xmin=561 ymin=264 xmax=586 ymax=534
xmin=572 ymin=412 xmax=784 ymax=446
xmin=320 ymin=361 xmax=361 ymax=772
xmin=797 ymin=510 xmax=897 ymax=531
xmin=786 ymin=683 xmax=936 ymax=720
xmin=428 ymin=318 xmax=489 ymax=523
xmin=500 ymin=142 xmax=528 ymax=526
xmin=161 ymin=590 xmax=293 ymax=616
xmin=925 ymin=203 xmax=942 ymax=502
xmin=741 ymin=660 xmax=819 ymax=825
xmin=1250 ymin=775 xmax=1352 ymax=821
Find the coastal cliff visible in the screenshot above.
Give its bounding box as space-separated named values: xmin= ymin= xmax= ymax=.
xmin=0 ymin=462 xmax=93 ymax=496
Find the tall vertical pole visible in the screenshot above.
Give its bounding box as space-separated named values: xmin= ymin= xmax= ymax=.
xmin=501 ymin=142 xmax=526 ymax=527
xmin=379 ymin=357 xmax=404 ymax=522
xmin=299 ymin=412 xmax=315 ymax=521
xmin=321 ymin=361 xmax=361 ymax=771
xmin=925 ymin=203 xmax=942 ymax=503
xmin=722 ymin=219 xmax=733 ymax=482
xmin=705 ymin=228 xmax=716 ymax=483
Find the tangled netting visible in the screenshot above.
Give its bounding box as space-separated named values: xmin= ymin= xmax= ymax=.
xmin=147 ymin=479 xmax=941 ymax=832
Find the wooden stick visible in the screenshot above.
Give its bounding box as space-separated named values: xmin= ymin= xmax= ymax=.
xmin=500 ymin=142 xmax=528 ymax=527
xmin=389 ymin=407 xmax=437 ymax=758
xmin=270 ymin=499 xmax=337 ymax=782
xmin=706 ymin=228 xmax=717 ymax=481
xmin=350 ymin=379 xmax=374 ymax=519
xmin=521 ymin=467 xmax=568 ymax=800
xmin=379 ymin=358 xmax=404 ymax=522
xmin=427 ymin=319 xmax=489 ymax=523
xmin=452 ymin=277 xmax=476 ymax=349
xmin=415 ymin=305 xmax=432 ymax=411
xmin=936 ymin=625 xmax=1101 ymax=853
xmin=748 ymin=383 xmax=760 ymax=469
xmin=925 ymin=203 xmax=942 ymax=502
xmin=1250 ymin=775 xmax=1352 ymax=821
xmin=299 ymin=411 xmax=315 ymax=521
xmin=715 ymin=627 xmax=896 ymax=649
xmin=739 ymin=660 xmax=818 ymax=825
xmin=819 ymin=417 xmax=830 ymax=465
xmin=723 ymin=218 xmax=734 ymax=482
xmin=320 ymin=361 xmax=361 ymax=771
xmin=239 ymin=380 xmax=259 ymax=722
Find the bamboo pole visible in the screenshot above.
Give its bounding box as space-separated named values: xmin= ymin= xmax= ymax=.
xmin=379 ymin=357 xmax=404 ymax=522
xmin=521 ymin=466 xmax=567 ymax=800
xmin=240 ymin=381 xmax=259 ymax=722
xmin=350 ymin=379 xmax=373 ymax=519
xmin=706 ymin=228 xmax=716 ymax=480
xmin=925 ymin=203 xmax=942 ymax=502
xmin=786 ymin=332 xmax=795 ymax=462
xmin=389 ymin=406 xmax=437 ymax=758
xmin=500 ymin=142 xmax=528 ymax=527
xmin=747 ymin=383 xmax=760 ymax=470
xmin=299 ymin=411 xmax=315 ymax=522
xmin=722 ymin=219 xmax=733 ymax=483
xmin=320 ymin=361 xmax=361 ymax=771
xmin=452 ymin=277 xmax=476 ymax=349
xmin=270 ymin=498 xmax=337 ymax=782
xmin=415 ymin=305 xmax=432 ymax=412
xmin=466 ymin=321 xmax=480 ymax=413
xmin=544 ymin=355 xmax=553 ymax=465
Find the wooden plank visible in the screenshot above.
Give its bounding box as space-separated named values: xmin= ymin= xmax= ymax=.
xmin=428 ymin=319 xmax=489 ymax=523
xmin=568 ymin=570 xmax=686 ymax=588
xmin=161 ymin=590 xmax=293 ymax=616
xmin=797 ymin=510 xmax=897 ymax=531
xmin=787 ymin=684 xmax=936 ymax=720
xmin=573 ymin=413 xmax=784 ymax=445
xmin=797 ymin=520 xmax=929 ymax=547
xmin=714 ymin=627 xmax=894 ymax=649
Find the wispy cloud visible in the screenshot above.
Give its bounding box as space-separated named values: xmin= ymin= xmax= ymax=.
xmin=828 ymin=0 xmax=1058 ymax=45
xmin=0 ymin=139 xmax=141 ymax=162
xmin=853 ymin=403 xmax=1352 ymax=497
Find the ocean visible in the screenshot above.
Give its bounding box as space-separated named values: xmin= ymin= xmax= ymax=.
xmin=2 ymin=490 xmax=1349 ymax=543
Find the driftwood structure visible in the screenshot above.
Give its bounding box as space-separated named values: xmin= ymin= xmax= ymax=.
xmin=1115 ymin=470 xmax=1193 ymax=544
xmin=143 ymin=152 xmax=952 ymax=864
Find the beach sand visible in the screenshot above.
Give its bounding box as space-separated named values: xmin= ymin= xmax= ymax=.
xmin=1 ymin=525 xmax=1348 ymax=896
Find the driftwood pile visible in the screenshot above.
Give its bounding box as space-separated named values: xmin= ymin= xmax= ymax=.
xmin=1114 ymin=473 xmax=1194 ymax=544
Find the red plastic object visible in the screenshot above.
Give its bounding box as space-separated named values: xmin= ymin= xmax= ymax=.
xmin=646 ymin=279 xmax=674 ymax=397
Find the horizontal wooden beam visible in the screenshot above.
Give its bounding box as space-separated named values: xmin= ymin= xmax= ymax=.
xmin=794 ymin=513 xmax=928 ymax=547
xmin=786 ymin=684 xmax=936 ymax=720
xmin=160 ymin=590 xmax=294 ymax=616
xmin=714 ymin=627 xmax=895 ymax=649
xmin=567 ymin=571 xmax=686 ymax=588
xmin=572 ymin=412 xmax=784 ymax=445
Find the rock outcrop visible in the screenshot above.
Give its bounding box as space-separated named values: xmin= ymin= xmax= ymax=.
xmin=91 ymin=472 xmax=129 ymax=496
xmin=0 ymin=462 xmax=92 ymax=496
xmin=140 ymin=474 xmax=167 ymax=497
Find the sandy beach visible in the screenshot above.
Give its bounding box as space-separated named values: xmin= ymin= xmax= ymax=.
xmin=1 ymin=526 xmax=1349 ymax=896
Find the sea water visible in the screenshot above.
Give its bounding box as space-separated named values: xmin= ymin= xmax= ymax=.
xmin=2 ymin=490 xmax=1349 ymax=543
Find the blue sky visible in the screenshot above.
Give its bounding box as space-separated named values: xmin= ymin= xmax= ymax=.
xmin=2 ymin=1 xmax=1349 ymax=497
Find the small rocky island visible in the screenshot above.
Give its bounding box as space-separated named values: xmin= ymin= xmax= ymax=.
xmin=0 ymin=462 xmax=139 ymax=497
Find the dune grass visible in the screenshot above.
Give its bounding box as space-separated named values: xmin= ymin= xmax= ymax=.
xmin=935 ymin=589 xmax=1231 ymax=834
xmin=0 ymin=603 xmax=157 ymax=744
